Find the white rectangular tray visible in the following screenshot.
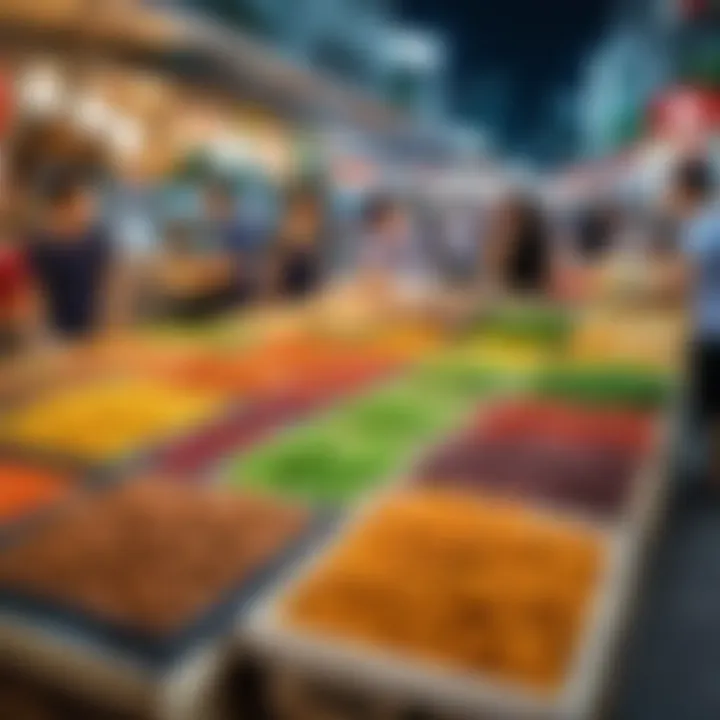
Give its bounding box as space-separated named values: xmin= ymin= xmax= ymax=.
xmin=0 ymin=610 xmax=233 ymax=720
xmin=240 ymin=414 xmax=673 ymax=720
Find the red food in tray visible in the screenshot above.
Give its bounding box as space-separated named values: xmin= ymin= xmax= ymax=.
xmin=156 ymin=362 xmax=398 ymax=476
xmin=416 ymin=434 xmax=645 ymax=518
xmin=0 ymin=463 xmax=72 ymax=522
xmin=472 ymin=400 xmax=656 ymax=453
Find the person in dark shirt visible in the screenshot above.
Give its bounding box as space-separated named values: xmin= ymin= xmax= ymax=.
xmin=575 ymin=202 xmax=619 ymax=261
xmin=203 ymin=180 xmax=259 ymax=304
xmin=266 ymin=187 xmax=325 ymax=301
xmin=485 ymin=193 xmax=553 ymax=296
xmin=25 ymin=173 xmax=123 ymax=341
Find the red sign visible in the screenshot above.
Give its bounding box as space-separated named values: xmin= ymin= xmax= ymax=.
xmin=649 ymin=88 xmax=720 ymax=146
xmin=681 ymin=0 xmax=720 ymax=19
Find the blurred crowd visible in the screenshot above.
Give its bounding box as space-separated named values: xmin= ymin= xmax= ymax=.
xmin=0 ymin=112 xmax=709 ymax=359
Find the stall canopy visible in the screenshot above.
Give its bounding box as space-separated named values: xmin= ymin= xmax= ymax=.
xmin=0 ymin=2 xmax=455 ymax=162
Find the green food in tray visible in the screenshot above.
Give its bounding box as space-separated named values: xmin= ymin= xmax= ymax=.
xmin=140 ymin=318 xmax=248 ymax=348
xmin=333 ymin=399 xmax=450 ymax=447
xmin=231 ymin=431 xmax=397 ymax=503
xmin=228 ymin=375 xmax=476 ymax=504
xmin=414 ymin=361 xmax=507 ymax=398
xmin=478 ymin=305 xmax=573 ymax=346
xmin=534 ymin=363 xmax=673 ymax=409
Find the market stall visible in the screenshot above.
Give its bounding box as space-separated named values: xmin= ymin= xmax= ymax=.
xmin=0 ymin=290 xmax=681 ymax=719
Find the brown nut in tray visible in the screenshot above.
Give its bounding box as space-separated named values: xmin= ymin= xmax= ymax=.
xmin=0 ymin=479 xmax=309 ymax=635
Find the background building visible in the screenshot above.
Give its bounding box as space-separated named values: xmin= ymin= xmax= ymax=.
xmin=578 ymin=0 xmax=671 ymax=157
xmin=187 ymin=0 xmax=449 ymax=123
xmin=379 ymin=25 xmax=447 ymax=122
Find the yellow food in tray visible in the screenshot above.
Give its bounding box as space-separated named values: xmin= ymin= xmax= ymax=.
xmin=0 ymin=379 xmax=224 ymax=460
xmin=454 ymin=338 xmax=553 ymax=374
xmin=571 ymin=312 xmax=685 ymax=372
xmin=282 ymin=490 xmax=605 ymax=693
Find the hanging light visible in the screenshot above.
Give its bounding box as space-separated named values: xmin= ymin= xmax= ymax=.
xmin=109 ymin=115 xmax=145 ymax=159
xmin=19 ymin=63 xmax=64 ymax=115
xmin=73 ymin=94 xmax=112 ymax=135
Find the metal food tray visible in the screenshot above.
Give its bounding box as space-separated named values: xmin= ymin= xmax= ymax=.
xmin=0 ymin=510 xmax=339 ymax=718
xmin=0 ymin=447 xmax=109 ymax=548
xmin=402 ymin=401 xmax=668 ymax=530
xmin=162 ymin=363 xmax=409 ymax=480
xmin=240 ymin=413 xmax=673 ymax=720
xmin=213 ymin=368 xmax=504 ymax=510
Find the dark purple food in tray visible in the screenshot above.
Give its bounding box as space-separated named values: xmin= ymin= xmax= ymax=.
xmin=416 ymin=437 xmax=643 ymax=518
xmin=156 ymin=366 xmax=400 ymax=477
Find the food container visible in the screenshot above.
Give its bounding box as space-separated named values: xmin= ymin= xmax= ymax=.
xmin=0 ymin=479 xmax=326 ymax=670
xmin=0 ymin=451 xmax=100 ymax=546
xmin=158 ymin=355 xmax=406 ymax=479
xmin=475 ymin=303 xmax=575 ymax=349
xmin=0 ymin=377 xmax=234 ymax=473
xmin=414 ymin=401 xmax=660 ymax=522
xmin=241 ymin=413 xmax=672 ymax=720
xmin=223 ymin=373 xmax=481 ymax=507
xmin=533 ymin=363 xmax=674 ymax=410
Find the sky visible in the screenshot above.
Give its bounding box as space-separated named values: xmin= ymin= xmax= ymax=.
xmin=398 ymin=0 xmax=615 ymax=161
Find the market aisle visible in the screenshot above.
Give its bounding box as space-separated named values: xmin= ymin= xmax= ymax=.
xmin=615 ymin=484 xmax=720 ymax=720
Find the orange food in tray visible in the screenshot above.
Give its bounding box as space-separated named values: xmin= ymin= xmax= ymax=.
xmin=0 ymin=464 xmax=71 ymax=522
xmin=161 ymin=338 xmax=399 ymax=397
xmin=282 ymin=490 xmax=605 ymax=692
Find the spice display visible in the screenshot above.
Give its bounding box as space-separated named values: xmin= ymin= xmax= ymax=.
xmin=0 ymin=464 xmax=72 ymax=522
xmin=0 ymin=479 xmax=308 ymax=634
xmin=0 ymin=380 xmax=223 ymax=460
xmin=282 ymin=490 xmax=604 ymax=692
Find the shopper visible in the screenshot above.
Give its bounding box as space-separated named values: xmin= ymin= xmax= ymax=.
xmin=266 ymin=186 xmax=325 ymax=301
xmin=357 ymin=195 xmax=429 ymax=284
xmin=437 ymin=203 xmax=483 ymax=288
xmin=668 ymin=157 xmax=720 ymax=488
xmin=484 ymin=193 xmax=553 ymax=297
xmin=25 ymin=171 xmax=125 ymax=341
xmin=108 ymin=162 xmax=159 ymax=260
xmin=153 ymin=220 xmax=233 ymax=321
xmin=574 ymin=202 xmax=619 ymax=262
xmin=202 ymin=180 xmax=260 ymax=304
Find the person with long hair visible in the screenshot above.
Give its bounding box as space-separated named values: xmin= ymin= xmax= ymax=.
xmin=484 ymin=192 xmax=553 ymax=297
xmin=265 ymin=186 xmax=326 ymax=301
xmin=202 ymin=179 xmax=261 ymax=305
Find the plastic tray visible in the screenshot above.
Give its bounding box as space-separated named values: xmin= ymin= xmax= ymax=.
xmin=0 ymin=448 xmax=109 ymax=548
xmin=156 ymin=364 xmax=405 ymax=479
xmin=240 ymin=416 xmax=673 ymax=720
xmin=216 ymin=376 xmax=496 ymax=510
xmin=0 ymin=393 xmax=242 ymax=477
xmin=0 ymin=509 xmax=339 ymax=673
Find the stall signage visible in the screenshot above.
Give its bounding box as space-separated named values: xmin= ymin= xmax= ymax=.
xmin=649 ymin=87 xmax=720 ymax=143
xmin=680 ymin=0 xmax=720 ymax=20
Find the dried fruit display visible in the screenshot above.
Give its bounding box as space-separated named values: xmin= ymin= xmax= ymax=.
xmin=282 ymin=490 xmax=604 ymax=692
xmin=0 ymin=479 xmax=308 ymax=634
